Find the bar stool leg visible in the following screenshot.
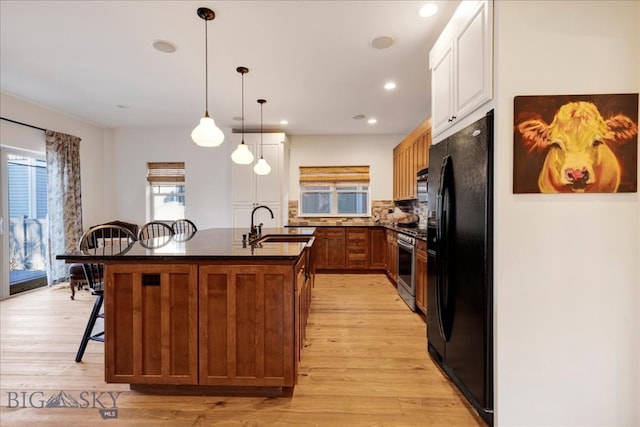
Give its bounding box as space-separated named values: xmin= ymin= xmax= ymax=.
xmin=75 ymin=294 xmax=104 ymax=363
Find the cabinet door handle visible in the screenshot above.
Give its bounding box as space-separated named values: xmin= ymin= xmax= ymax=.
xmin=447 ymin=115 xmax=457 ymax=122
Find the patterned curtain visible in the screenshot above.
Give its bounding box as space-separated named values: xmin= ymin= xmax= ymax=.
xmin=45 ymin=130 xmax=83 ymax=285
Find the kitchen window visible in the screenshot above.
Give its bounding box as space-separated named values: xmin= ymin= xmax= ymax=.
xmin=299 ymin=166 xmax=370 ymax=216
xmin=147 ymin=162 xmax=185 ymax=221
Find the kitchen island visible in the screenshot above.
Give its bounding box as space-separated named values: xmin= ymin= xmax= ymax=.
xmin=57 ymin=227 xmax=315 ymax=393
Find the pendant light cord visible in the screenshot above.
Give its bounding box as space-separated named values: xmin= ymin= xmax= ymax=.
xmin=241 ymin=70 xmax=245 ymax=142
xmin=204 ymin=20 xmax=209 ymax=114
xmin=259 ymin=101 xmax=264 ymax=158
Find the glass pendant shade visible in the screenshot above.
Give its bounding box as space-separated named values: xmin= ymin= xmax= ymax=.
xmin=254 ymin=98 xmax=271 ymax=175
xmin=192 ymin=8 xmax=224 ymax=147
xmin=231 ymin=142 xmax=254 ymax=164
xmin=231 ymin=66 xmax=253 ymax=164
xmin=253 ymin=157 xmax=271 ymax=175
xmin=191 ymin=115 xmax=225 ymax=147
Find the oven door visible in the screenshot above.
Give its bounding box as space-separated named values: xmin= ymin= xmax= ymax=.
xmin=397 ymin=239 xmax=416 ymax=311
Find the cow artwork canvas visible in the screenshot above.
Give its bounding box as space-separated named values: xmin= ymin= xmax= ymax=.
xmin=513 ymin=94 xmax=638 ymax=193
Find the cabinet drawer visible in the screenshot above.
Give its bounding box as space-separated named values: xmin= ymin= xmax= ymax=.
xmin=347 ymin=229 xmax=368 ymax=247
xmin=348 ymin=247 xmax=368 ymax=255
xmin=327 ymin=229 xmax=346 ymax=237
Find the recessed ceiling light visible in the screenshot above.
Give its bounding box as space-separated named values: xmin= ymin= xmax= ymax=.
xmin=152 ymin=40 xmax=177 ymax=53
xmin=384 ymin=82 xmax=397 ymax=90
xmin=418 ymin=3 xmax=439 ymax=17
xmin=280 ymin=120 xmax=288 ymax=125
xmin=370 ymin=35 xmax=395 ymax=50
xmin=352 ymin=114 xmax=366 ymax=120
xmin=368 ymin=118 xmax=377 ymax=124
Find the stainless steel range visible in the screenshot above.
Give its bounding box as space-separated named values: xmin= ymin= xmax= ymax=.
xmin=397 ymin=232 xmax=416 ymax=311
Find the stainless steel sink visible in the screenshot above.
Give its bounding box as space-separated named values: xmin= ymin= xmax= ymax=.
xmin=254 ymin=235 xmax=312 ymax=244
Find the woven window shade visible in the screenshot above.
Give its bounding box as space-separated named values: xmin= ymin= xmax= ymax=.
xmin=299 ymin=166 xmax=370 ymax=183
xmin=147 ymin=162 xmax=185 ymax=183
xmin=300 ymin=166 xmax=369 ymax=185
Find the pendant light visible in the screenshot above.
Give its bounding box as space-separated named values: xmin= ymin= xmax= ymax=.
xmin=231 ymin=66 xmax=255 ymax=164
xmin=253 ymin=99 xmax=271 ymax=175
xmin=191 ymin=8 xmax=224 ymax=147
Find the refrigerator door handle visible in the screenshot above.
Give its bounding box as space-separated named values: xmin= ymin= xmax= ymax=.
xmin=440 ymin=155 xmax=455 ymax=342
xmin=435 ymin=155 xmax=451 ymax=342
xmin=435 ymin=156 xmax=448 ymax=242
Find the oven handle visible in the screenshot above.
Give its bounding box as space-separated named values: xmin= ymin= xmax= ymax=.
xmin=397 ymin=240 xmax=415 ymax=252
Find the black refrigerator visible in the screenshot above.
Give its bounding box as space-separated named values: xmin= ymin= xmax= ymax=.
xmin=426 ymin=110 xmax=493 ymax=426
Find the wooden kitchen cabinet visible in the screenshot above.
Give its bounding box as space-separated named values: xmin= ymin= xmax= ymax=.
xmin=104 ymin=264 xmax=199 ymax=385
xmin=314 ymin=227 xmax=387 ymax=272
xmin=294 ymin=250 xmax=312 ymax=376
xmin=314 ymin=228 xmax=346 ymax=269
xmin=430 ymin=0 xmax=493 ymax=137
xmin=346 ymin=228 xmax=369 ymax=269
xmin=415 ymin=239 xmax=427 ymax=314
xmin=199 ymin=263 xmax=295 ymax=386
xmin=393 ymin=118 xmax=432 ymax=200
xmin=385 ymin=229 xmax=398 ymax=284
xmin=369 ymin=227 xmax=387 ymax=269
xmin=313 ymin=228 xmax=327 ymax=268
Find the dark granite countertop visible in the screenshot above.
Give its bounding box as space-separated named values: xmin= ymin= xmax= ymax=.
xmin=286 ymin=222 xmax=377 ymax=227
xmin=288 ymin=223 xmax=428 ymax=241
xmin=56 ymin=227 xmax=316 ymax=263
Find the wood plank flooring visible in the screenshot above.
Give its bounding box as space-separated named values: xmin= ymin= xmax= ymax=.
xmin=0 ymin=274 xmax=485 ymax=426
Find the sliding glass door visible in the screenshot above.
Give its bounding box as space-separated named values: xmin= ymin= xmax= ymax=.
xmin=1 ymin=147 xmax=48 ymax=297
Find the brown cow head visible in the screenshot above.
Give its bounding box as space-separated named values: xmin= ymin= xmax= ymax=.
xmin=517 ymin=101 xmax=638 ymax=192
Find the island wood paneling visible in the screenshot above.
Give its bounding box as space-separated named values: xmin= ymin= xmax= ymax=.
xmin=104 ymin=264 xmax=198 ymax=385
xmin=198 ymin=264 xmax=295 ymax=387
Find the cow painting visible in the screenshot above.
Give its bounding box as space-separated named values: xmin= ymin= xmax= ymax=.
xmin=515 ymin=97 xmax=638 ymax=193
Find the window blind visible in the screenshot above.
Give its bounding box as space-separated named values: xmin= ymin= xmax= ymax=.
xmin=146 ymin=162 xmax=185 ymax=183
xmin=299 ymin=166 xmax=370 ymax=184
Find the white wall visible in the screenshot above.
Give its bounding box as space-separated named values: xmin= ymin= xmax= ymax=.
xmin=2 ymin=95 xmax=401 ymax=232
xmin=107 ymin=131 xmax=400 ymax=227
xmin=0 ymin=92 xmax=108 ymax=228
xmin=494 ymin=1 xmax=639 ymax=426
xmin=288 ymin=134 xmax=403 ymax=201
xmin=108 ymin=127 xmax=232 ymax=229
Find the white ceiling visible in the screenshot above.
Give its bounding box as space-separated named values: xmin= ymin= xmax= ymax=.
xmin=0 ymin=1 xmax=459 ymax=136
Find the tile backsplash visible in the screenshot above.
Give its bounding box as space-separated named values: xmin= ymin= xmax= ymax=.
xmin=287 ymin=199 xmax=429 ymax=227
xmin=287 ymin=200 xmax=394 ymax=226
xmin=393 ymin=199 xmax=428 ymax=230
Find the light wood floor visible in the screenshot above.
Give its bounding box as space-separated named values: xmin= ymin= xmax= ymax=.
xmin=0 ymin=274 xmax=485 ymax=426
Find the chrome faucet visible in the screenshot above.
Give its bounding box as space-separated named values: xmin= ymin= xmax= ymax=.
xmin=250 ymin=205 xmax=274 ymax=239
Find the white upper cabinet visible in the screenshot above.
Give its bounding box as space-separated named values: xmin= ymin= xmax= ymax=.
xmin=229 ymin=132 xmax=289 ymax=228
xmin=430 ymin=0 xmax=493 ymax=137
